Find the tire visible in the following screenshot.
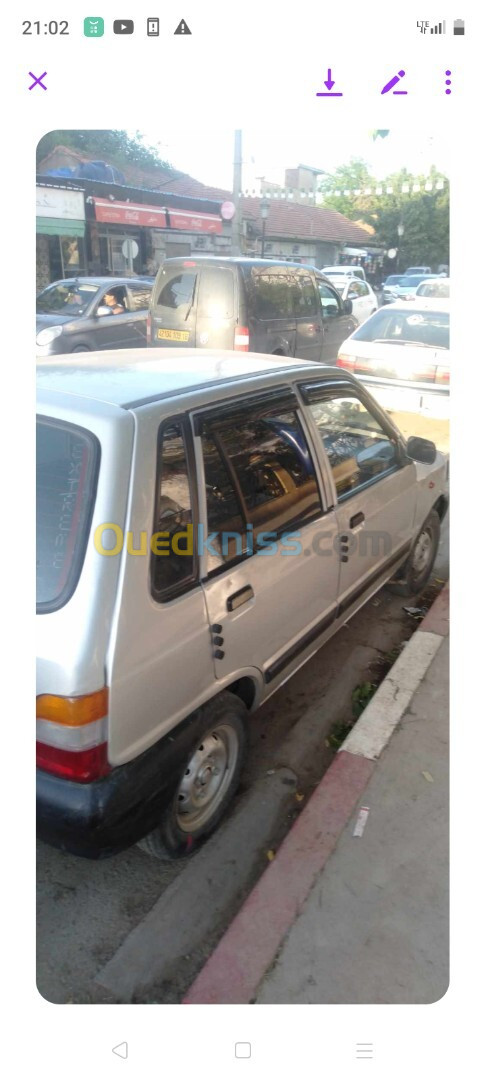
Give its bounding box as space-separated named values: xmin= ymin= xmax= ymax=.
xmin=137 ymin=692 xmax=248 ymax=859
xmin=387 ymin=509 xmax=441 ymax=597
xmin=72 ymin=345 xmax=90 ymax=352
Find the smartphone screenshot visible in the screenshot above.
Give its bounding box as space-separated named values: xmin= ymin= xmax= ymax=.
xmin=3 ymin=3 xmax=483 ymax=1076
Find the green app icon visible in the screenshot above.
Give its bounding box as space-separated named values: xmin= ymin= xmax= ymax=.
xmin=84 ymin=17 xmax=104 ymax=37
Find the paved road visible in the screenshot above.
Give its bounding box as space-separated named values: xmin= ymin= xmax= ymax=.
xmin=37 ymin=517 xmax=449 ymax=1004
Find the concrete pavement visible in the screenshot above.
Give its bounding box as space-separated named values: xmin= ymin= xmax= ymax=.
xmin=185 ymin=586 xmax=449 ymax=1004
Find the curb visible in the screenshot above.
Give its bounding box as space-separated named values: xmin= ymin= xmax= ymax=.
xmin=183 ymin=583 xmax=449 ymax=1005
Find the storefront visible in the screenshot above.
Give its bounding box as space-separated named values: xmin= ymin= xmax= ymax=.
xmin=36 ymin=186 xmax=86 ymax=289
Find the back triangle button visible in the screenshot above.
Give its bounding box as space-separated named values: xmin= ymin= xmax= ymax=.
xmin=174 ymin=19 xmax=191 ymax=35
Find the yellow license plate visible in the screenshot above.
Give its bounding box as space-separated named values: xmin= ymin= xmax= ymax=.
xmin=157 ymin=328 xmax=190 ymax=342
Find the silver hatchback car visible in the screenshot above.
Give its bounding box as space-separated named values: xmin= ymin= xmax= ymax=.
xmin=36 ymin=350 xmax=448 ymax=858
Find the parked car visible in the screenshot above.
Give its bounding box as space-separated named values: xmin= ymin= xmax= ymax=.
xmin=36 ymin=276 xmax=154 ymax=355
xmin=321 ymin=264 xmax=367 ymax=282
xmin=336 ymin=302 xmax=450 ymax=419
xmin=383 ymin=274 xmax=437 ymax=302
xmin=36 ymin=349 xmax=448 ymax=859
xmin=147 ymin=257 xmax=357 ymax=364
xmin=404 ymin=266 xmax=432 ymax=275
xmin=328 ymin=276 xmax=378 ymax=325
xmin=415 ymin=278 xmax=450 ymax=299
xmin=382 ymin=274 xmax=403 ymax=304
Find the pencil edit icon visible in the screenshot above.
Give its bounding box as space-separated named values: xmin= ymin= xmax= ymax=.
xmin=381 ymin=69 xmax=407 ymax=94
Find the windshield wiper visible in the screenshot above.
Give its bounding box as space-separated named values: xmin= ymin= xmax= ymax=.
xmin=371 ymin=338 xmax=437 ymax=348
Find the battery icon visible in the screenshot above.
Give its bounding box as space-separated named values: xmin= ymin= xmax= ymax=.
xmin=147 ymin=17 xmax=159 ymax=36
xmin=453 ymin=19 xmax=465 ymax=35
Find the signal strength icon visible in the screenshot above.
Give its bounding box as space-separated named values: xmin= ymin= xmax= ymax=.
xmin=430 ymin=20 xmax=446 ymax=34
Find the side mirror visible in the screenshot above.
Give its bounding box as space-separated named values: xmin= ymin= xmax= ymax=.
xmin=406 ymin=436 xmax=437 ymax=464
xmin=96 ymin=305 xmax=112 ymax=317
xmin=343 ymin=298 xmax=353 ymax=315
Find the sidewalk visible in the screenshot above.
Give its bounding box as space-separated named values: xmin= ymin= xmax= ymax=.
xmin=185 ymin=586 xmax=449 ymax=1005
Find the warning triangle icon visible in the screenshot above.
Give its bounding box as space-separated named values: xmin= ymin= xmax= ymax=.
xmin=174 ymin=19 xmax=191 ymax=35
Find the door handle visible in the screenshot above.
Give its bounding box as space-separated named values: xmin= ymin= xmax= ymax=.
xmin=227 ymin=585 xmax=254 ymax=612
xmin=349 ymin=511 xmax=365 ymax=529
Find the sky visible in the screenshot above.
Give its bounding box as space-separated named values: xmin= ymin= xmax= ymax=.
xmin=131 ymin=129 xmax=449 ymax=192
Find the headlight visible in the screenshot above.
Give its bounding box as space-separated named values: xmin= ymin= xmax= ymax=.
xmin=36 ymin=326 xmax=64 ymax=346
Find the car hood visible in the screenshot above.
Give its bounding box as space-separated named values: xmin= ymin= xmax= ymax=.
xmin=36 ymin=313 xmax=75 ymax=331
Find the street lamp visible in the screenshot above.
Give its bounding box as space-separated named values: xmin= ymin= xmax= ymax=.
xmin=260 ymin=197 xmax=270 ymax=258
xmin=397 ymin=221 xmax=404 ymax=272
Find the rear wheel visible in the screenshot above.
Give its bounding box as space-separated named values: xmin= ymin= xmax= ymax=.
xmin=72 ymin=345 xmax=90 ymax=352
xmin=138 ymin=692 xmax=248 ymax=859
xmin=388 ymin=509 xmax=440 ymax=596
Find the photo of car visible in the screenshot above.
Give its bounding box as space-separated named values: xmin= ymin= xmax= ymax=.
xmin=36 ymin=276 xmax=153 ymax=354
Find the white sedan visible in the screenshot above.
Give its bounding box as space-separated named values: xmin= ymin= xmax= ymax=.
xmin=329 ymin=276 xmax=378 ymax=325
xmin=336 ymin=302 xmax=450 ymax=419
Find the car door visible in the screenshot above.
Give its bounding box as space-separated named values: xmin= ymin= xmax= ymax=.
xmin=90 ymin=285 xmax=137 ymax=350
xmin=349 ymin=280 xmax=375 ymax=325
xmin=300 ymin=380 xmax=418 ymax=616
xmin=126 ymin=282 xmax=153 ymax=346
xmin=194 ymin=389 xmax=341 ymax=689
xmin=289 ymin=269 xmax=324 ymax=362
xmin=317 ymin=278 xmax=357 ymax=362
xmin=151 ymin=265 xmax=198 ymax=347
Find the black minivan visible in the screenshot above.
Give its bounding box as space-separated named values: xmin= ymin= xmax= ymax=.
xmin=147 ymin=257 xmax=357 ymax=363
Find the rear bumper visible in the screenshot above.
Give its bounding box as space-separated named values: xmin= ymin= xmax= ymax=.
xmin=357 ymin=376 xmax=449 ymax=420
xmin=37 ymin=709 xmax=203 ymax=858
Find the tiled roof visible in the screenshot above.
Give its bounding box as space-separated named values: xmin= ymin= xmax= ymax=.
xmin=240 ymin=198 xmax=374 ymax=244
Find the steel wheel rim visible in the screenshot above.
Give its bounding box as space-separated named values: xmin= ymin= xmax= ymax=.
xmin=175 ymin=723 xmax=239 ymax=832
xmin=412 ymin=526 xmax=433 ymax=575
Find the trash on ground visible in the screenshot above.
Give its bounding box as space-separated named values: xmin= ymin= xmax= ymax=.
xmin=422 ymin=770 xmax=434 ymax=783
xmin=266 ymin=769 xmax=275 ymax=776
xmin=353 ymin=806 xmax=370 ymax=837
xmin=403 ymin=605 xmax=426 ymax=618
xmin=266 ymin=849 xmax=276 ymax=861
xmin=295 ymin=792 xmax=305 ymax=803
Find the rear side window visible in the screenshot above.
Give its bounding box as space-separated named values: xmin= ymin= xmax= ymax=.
xmin=151 ymin=419 xmax=197 ymax=600
xmin=155 ymin=270 xmax=197 ymax=319
xmin=198 ymin=268 xmax=235 ymax=319
xmin=201 ymin=400 xmax=322 ymax=575
xmin=36 ymin=419 xmax=100 ymax=613
xmin=289 ymin=273 xmax=318 ymax=316
xmin=250 ymin=270 xmax=291 ymax=318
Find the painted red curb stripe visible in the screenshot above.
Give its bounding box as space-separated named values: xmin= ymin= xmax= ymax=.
xmin=418 ymin=583 xmax=449 ymax=637
xmin=183 ymin=750 xmax=374 ymax=1004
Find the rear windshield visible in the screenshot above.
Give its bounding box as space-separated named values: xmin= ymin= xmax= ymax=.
xmin=353 ymin=308 xmax=449 ymax=349
xmin=37 ymin=418 xmax=100 ymax=613
xmin=416 ymin=280 xmax=450 ymax=298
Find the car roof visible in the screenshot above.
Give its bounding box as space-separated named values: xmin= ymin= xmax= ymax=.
xmin=36 ymin=349 xmax=339 ymax=410
xmin=39 ymin=276 xmax=153 ymax=289
xmin=160 ymin=256 xmax=310 ymax=269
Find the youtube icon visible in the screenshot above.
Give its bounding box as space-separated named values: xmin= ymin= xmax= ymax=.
xmin=113 ymin=20 xmax=134 ymax=34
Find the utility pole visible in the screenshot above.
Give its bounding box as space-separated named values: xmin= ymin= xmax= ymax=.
xmin=231 ymin=130 xmax=243 ymax=255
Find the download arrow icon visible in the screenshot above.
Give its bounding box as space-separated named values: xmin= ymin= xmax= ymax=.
xmin=324 ymin=69 xmax=335 ymax=90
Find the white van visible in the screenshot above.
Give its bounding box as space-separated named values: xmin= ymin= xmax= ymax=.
xmin=321 ymin=265 xmax=367 ymax=282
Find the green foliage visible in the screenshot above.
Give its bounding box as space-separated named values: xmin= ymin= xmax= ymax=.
xmin=37 ymin=130 xmax=172 ymax=171
xmin=319 ymin=160 xmax=449 ymax=268
xmin=351 ymin=681 xmax=377 ymax=718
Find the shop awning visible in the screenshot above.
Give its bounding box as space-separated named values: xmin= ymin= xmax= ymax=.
xmin=342 ymin=246 xmax=368 ymax=256
xmin=36 ymin=217 xmax=85 ymax=237
xmin=92 ymin=197 xmax=223 ymax=234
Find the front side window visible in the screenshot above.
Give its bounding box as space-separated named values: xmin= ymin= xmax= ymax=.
xmin=308 ymin=393 xmax=400 ymax=500
xmin=37 ymin=418 xmax=100 ymax=612
xmin=202 ymin=402 xmax=322 ymax=569
xmin=155 ymin=271 xmax=197 ymax=318
xmin=151 ymin=420 xmax=196 ymax=599
xmin=317 ymin=281 xmax=341 ymax=317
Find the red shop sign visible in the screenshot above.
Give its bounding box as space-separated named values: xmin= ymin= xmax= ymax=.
xmin=168 ymin=209 xmax=223 ymax=234
xmin=93 ymin=198 xmax=169 ymax=227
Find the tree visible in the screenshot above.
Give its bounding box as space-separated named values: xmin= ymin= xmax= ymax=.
xmin=36 ymin=130 xmax=173 ymax=171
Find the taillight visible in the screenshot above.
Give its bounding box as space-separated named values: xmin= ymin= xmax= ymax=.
xmin=412 ymin=365 xmax=436 ymax=382
xmin=146 ymin=312 xmax=152 ymax=343
xmin=234 ymin=326 xmax=249 ymax=352
xmin=435 ymin=366 xmax=450 ymax=384
xmin=336 ymin=354 xmax=356 ymax=371
xmin=36 ymin=687 xmax=110 ymax=783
